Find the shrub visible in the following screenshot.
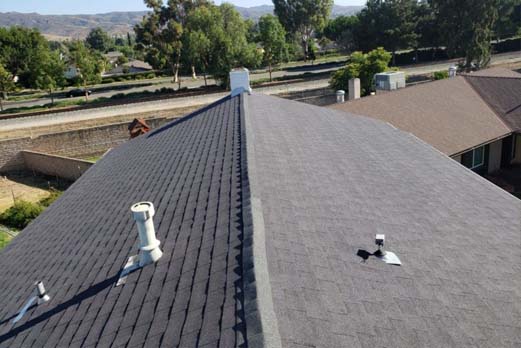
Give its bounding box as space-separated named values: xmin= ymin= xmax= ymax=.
xmin=433 ymin=70 xmax=449 ymax=80
xmin=0 ymin=200 xmax=44 ymax=229
xmin=39 ymin=189 xmax=62 ymax=207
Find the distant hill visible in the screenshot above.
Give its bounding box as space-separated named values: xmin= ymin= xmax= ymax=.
xmin=0 ymin=5 xmax=363 ymax=39
xmin=0 ymin=11 xmax=148 ymax=39
xmin=235 ymin=4 xmax=363 ymax=20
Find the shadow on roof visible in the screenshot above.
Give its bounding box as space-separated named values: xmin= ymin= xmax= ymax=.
xmin=0 ymin=274 xmax=119 ymax=344
xmin=147 ymin=95 xmax=233 ymax=139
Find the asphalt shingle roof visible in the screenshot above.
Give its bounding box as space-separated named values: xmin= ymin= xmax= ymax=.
xmin=465 ymin=74 xmax=521 ymax=132
xmin=1 ymin=92 xmax=521 ymax=347
xmin=0 ymin=96 xmax=247 ymax=347
xmin=329 ymin=68 xmax=517 ymax=156
xmin=246 ymin=94 xmax=521 ymax=347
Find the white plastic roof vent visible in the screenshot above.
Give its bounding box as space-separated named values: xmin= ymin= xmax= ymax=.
xmin=373 ymin=234 xmax=401 ymax=266
xmin=12 ymin=281 xmax=51 ymax=324
xmin=356 ymin=234 xmax=401 ymax=266
xmin=117 ymin=201 xmax=163 ymax=286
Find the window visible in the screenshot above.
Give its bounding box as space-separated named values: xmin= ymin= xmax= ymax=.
xmin=462 ymin=146 xmax=485 ymax=169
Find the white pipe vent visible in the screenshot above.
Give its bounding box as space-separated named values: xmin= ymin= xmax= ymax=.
xmin=131 ymin=201 xmax=163 ymax=267
xmin=12 ymin=281 xmax=51 ymax=324
xmin=117 ymin=201 xmax=163 ymax=286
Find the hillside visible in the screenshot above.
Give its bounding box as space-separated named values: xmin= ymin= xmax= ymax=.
xmin=0 ymin=5 xmax=362 ymax=39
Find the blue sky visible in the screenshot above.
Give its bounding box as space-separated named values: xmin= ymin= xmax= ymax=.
xmin=0 ymin=0 xmax=366 ymax=15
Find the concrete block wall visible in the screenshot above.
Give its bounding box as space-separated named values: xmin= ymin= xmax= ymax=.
xmin=22 ymin=151 xmax=94 ymax=181
xmin=0 ymin=117 xmax=172 ymax=173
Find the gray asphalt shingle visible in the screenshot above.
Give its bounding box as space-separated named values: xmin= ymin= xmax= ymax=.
xmin=1 ymin=91 xmax=520 ymax=347
xmin=246 ymin=94 xmax=521 ymax=348
xmin=0 ymin=95 xmax=246 ymax=347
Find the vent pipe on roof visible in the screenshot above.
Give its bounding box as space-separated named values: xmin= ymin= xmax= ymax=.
xmin=230 ymin=68 xmax=252 ymax=97
xmin=131 ymin=202 xmax=163 ymax=267
xmin=449 ymin=66 xmax=457 ymax=78
xmin=36 ymin=281 xmax=50 ymax=304
xmin=336 ymin=90 xmax=345 ymax=103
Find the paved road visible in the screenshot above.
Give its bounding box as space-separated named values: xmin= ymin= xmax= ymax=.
xmin=2 ymin=49 xmax=520 ymax=116
xmin=1 ymin=61 xmax=342 ymax=111
xmin=0 ymin=79 xmax=330 ymax=131
xmin=9 ymin=49 xmax=521 ymax=111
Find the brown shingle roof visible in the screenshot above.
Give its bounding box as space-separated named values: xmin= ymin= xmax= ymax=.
xmin=330 ymin=75 xmax=511 ymax=156
xmin=465 ymin=74 xmax=521 ymax=132
xmin=463 ymin=66 xmax=521 ymax=78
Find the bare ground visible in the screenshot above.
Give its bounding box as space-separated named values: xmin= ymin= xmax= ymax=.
xmin=0 ymin=173 xmax=68 ymax=213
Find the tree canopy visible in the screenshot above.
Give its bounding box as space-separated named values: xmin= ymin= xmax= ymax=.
xmin=273 ymin=0 xmax=334 ymax=59
xmin=330 ymin=47 xmax=392 ymax=95
xmin=68 ymin=40 xmax=104 ymax=99
xmin=430 ymin=0 xmax=501 ymax=68
xmin=258 ymin=14 xmax=288 ymax=81
xmin=86 ymin=27 xmax=112 ymax=52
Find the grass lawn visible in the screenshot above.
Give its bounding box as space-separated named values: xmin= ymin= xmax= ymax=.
xmin=84 ymin=155 xmax=102 ymax=162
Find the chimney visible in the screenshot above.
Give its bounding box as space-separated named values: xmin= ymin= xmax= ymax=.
xmin=348 ymin=78 xmax=361 ymax=100
xmin=449 ymin=65 xmax=457 ymax=78
xmin=336 ymin=90 xmax=345 ymax=103
xmin=230 ymin=68 xmax=252 ymax=97
xmin=131 ymin=202 xmax=163 ymax=267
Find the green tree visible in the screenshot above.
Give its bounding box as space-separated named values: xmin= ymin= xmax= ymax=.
xmin=430 ymin=0 xmax=501 ymax=69
xmin=135 ymin=0 xmax=208 ymax=88
xmin=273 ymin=0 xmax=334 ymax=60
xmin=323 ymin=15 xmax=359 ymax=52
xmin=68 ymin=40 xmax=104 ymax=100
xmin=0 ymin=63 xmax=15 ymax=111
xmin=258 ymin=14 xmax=288 ymax=81
xmin=356 ymin=0 xmax=419 ymax=65
xmin=329 ymin=47 xmax=392 ymax=95
xmin=0 ymin=27 xmax=49 ymax=88
xmin=183 ymin=4 xmax=262 ymax=86
xmin=494 ymin=1 xmax=521 ymax=40
xmin=86 ymin=27 xmax=113 ymax=52
xmin=36 ymin=51 xmax=67 ymax=105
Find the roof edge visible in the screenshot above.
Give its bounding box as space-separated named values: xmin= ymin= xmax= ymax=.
xmin=240 ymin=92 xmax=282 ymax=348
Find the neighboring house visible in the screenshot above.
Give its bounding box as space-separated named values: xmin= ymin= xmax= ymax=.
xmin=104 ymin=60 xmax=153 ymax=76
xmin=330 ymin=67 xmax=521 ymax=175
xmin=0 ymin=71 xmax=520 ymax=347
xmin=64 ymin=65 xmax=80 ymax=79
xmin=104 ymin=51 xmax=124 ymax=65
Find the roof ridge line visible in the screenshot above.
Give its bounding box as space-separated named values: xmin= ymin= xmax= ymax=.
xmin=240 ymin=92 xmax=282 ymax=348
xmin=462 ymin=75 xmax=514 ymax=131
xmin=463 ymin=74 xmax=521 ymax=80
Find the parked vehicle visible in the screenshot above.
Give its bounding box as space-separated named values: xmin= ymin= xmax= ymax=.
xmin=66 ymin=89 xmax=92 ymax=98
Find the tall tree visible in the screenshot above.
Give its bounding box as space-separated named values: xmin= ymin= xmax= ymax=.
xmin=356 ymin=0 xmax=419 ymax=65
xmin=135 ymin=0 xmax=208 ymax=88
xmin=430 ymin=0 xmax=501 ymax=69
xmin=183 ymin=4 xmax=262 ymax=86
xmin=68 ymin=41 xmax=104 ymax=100
xmin=35 ymin=51 xmax=67 ymax=105
xmin=0 ymin=63 xmax=15 ymax=111
xmin=0 ymin=27 xmax=48 ymax=88
xmin=494 ymin=1 xmax=521 ymax=40
xmin=258 ymin=14 xmax=288 ymax=81
xmin=323 ymin=15 xmax=359 ymax=52
xmin=86 ymin=27 xmax=113 ymax=52
xmin=273 ymin=0 xmax=334 ymax=60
